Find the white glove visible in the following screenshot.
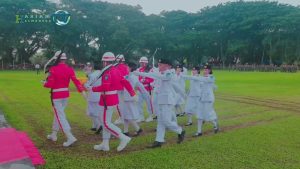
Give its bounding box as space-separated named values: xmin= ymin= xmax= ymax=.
xmin=81 ymin=91 xmax=88 ymax=100
xmin=85 ymin=85 xmax=92 ymax=91
xmin=54 ymin=50 xmax=61 ymax=58
xmin=133 ymin=95 xmax=138 ymax=102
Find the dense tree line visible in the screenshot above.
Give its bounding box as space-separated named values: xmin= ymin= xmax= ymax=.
xmin=0 ymin=0 xmax=300 ymax=68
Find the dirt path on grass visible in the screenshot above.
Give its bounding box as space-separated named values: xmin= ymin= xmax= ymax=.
xmin=1 ymin=90 xmax=297 ymax=158
xmin=40 ymin=113 xmax=291 ymax=158
xmin=40 ymin=92 xmax=298 ymax=157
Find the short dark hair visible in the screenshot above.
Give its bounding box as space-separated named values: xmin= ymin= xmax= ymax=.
xmin=158 ymin=58 xmax=172 ymax=66
xmin=127 ymin=62 xmax=137 ymax=72
xmin=93 ymin=61 xmax=102 ymax=70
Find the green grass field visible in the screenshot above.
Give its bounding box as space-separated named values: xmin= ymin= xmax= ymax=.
xmin=0 ymin=70 xmax=299 ymax=169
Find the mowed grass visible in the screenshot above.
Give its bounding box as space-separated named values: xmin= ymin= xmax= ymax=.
xmin=0 ymin=70 xmax=300 ymax=169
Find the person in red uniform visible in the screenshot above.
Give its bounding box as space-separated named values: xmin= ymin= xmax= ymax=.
xmin=115 ymin=55 xmax=129 ymax=76
xmin=113 ymin=54 xmax=129 ymax=125
xmin=87 ymin=52 xmax=137 ymax=152
xmin=137 ymin=56 xmax=155 ymax=122
xmin=43 ymin=52 xmax=87 ymax=147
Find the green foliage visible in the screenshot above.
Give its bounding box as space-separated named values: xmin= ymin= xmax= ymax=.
xmin=29 ymin=52 xmax=48 ymax=65
xmin=0 ymin=1 xmax=300 ymax=65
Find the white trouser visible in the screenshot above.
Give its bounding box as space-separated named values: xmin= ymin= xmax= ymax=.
xmin=100 ymin=106 xmax=125 ymax=140
xmin=171 ymin=110 xmax=178 ymax=123
xmin=174 ymin=104 xmax=183 ymax=115
xmin=152 ymin=92 xmax=159 ymax=116
xmin=124 ymin=119 xmax=140 ymax=133
xmin=117 ymin=91 xmax=125 ymax=120
xmin=87 ymin=101 xmax=102 ymax=128
xmin=52 ymin=98 xmax=71 ymax=132
xmin=138 ymin=91 xmax=153 ymax=118
xmin=155 ymin=104 xmax=182 ymax=142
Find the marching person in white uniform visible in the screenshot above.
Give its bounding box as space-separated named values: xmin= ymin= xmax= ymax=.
xmin=195 ymin=64 xmax=219 ymax=137
xmin=84 ymin=61 xmax=103 ymax=134
xmin=174 ymin=65 xmax=187 ymax=117
xmin=181 ymin=66 xmax=203 ymax=126
xmin=122 ymin=62 xmax=148 ymax=136
xmin=134 ymin=58 xmax=186 ymax=148
xmin=83 ymin=62 xmax=93 ymax=76
xmin=150 ymin=67 xmax=160 ymax=119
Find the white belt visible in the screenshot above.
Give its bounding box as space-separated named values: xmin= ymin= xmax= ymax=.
xmin=101 ymin=91 xmax=117 ymax=95
xmin=52 ymin=88 xmax=69 ymax=92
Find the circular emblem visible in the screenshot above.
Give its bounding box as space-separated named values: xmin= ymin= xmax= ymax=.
xmin=52 ymin=10 xmax=71 ymax=26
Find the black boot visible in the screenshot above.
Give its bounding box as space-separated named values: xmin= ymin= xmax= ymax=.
xmin=214 ymin=127 xmax=219 ymax=134
xmin=185 ymin=122 xmax=193 ymax=126
xmin=179 ymin=114 xmax=184 ymax=117
xmin=177 ymin=130 xmax=185 ymax=144
xmin=95 ymin=126 xmax=103 ymax=134
xmin=147 ymin=141 xmax=163 ymax=148
xmin=133 ymin=129 xmax=143 ymax=137
xmin=123 ymin=132 xmax=129 ymax=136
xmin=193 ymin=132 xmax=203 ymax=137
xmin=90 ymin=128 xmax=97 ymax=131
xmin=213 ymin=121 xmax=219 ymax=134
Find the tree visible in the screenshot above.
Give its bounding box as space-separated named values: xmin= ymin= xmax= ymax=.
xmin=1 ymin=0 xmax=300 ymax=67
xmin=29 ymin=53 xmax=48 ymax=65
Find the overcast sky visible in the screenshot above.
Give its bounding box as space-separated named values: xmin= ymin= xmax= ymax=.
xmin=100 ymin=0 xmax=300 ymax=15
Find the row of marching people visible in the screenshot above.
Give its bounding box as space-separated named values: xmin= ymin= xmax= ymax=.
xmin=43 ymin=51 xmax=219 ymax=152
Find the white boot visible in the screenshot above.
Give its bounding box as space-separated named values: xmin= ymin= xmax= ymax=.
xmin=63 ymin=131 xmax=77 ymax=147
xmin=117 ymin=135 xmax=131 ymax=152
xmin=47 ymin=131 xmax=57 ymax=142
xmin=94 ymin=139 xmax=110 ymax=151
xmin=145 ymin=116 xmax=153 ymax=122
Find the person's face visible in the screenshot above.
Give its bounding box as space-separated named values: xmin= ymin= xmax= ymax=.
xmin=60 ymin=59 xmax=66 ymax=63
xmin=204 ymin=68 xmax=210 ymax=76
xmin=102 ymin=61 xmax=109 ymax=67
xmin=192 ymin=68 xmax=198 ymax=75
xmin=176 ymin=67 xmax=182 ymax=74
xmin=140 ymin=62 xmax=147 ymax=67
xmin=158 ymin=63 xmax=170 ymax=72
